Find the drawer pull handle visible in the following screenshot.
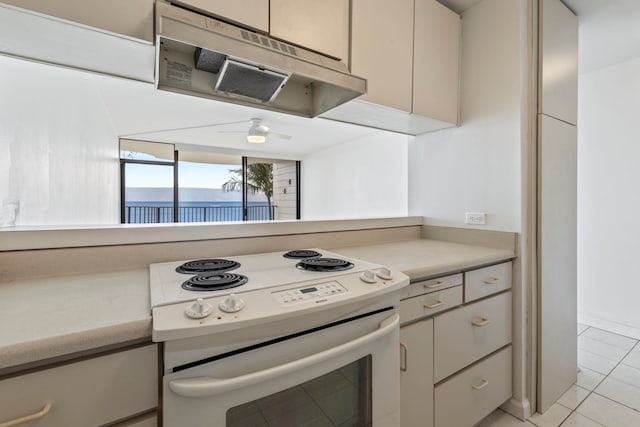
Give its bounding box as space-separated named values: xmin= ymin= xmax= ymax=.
xmin=400 ymin=342 xmax=408 ymax=372
xmin=424 ymin=301 xmax=444 ymax=309
xmin=425 ymin=281 xmax=444 ymax=289
xmin=472 ymin=317 xmax=491 ymax=327
xmin=0 ymin=403 xmax=52 ymax=427
xmin=483 ymin=277 xmax=500 ymax=284
xmin=472 ymin=379 xmax=489 ymax=390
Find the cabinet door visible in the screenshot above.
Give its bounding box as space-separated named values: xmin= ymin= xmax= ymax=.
xmin=1 ymin=0 xmax=154 ymax=41
xmin=413 ymin=0 xmax=460 ymax=124
xmin=400 ymin=319 xmax=434 ymax=427
xmin=172 ymin=0 xmax=269 ymax=33
xmin=351 ymin=0 xmax=414 ymax=112
xmin=538 ymin=115 xmax=577 ymax=412
xmin=539 ymin=0 xmax=578 ymax=124
xmin=270 ymin=0 xmax=349 ymax=61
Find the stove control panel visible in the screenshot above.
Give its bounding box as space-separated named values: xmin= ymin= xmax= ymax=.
xmin=273 ymin=280 xmax=347 ymax=305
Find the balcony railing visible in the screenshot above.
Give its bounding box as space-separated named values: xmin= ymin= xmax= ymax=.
xmin=123 ymin=205 xmax=276 ymax=223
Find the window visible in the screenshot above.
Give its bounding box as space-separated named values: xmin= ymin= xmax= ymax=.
xmin=178 ymin=151 xmax=243 ymax=222
xmin=120 ymin=140 xmax=176 ymax=224
xmin=120 ymin=140 xmax=300 ymax=224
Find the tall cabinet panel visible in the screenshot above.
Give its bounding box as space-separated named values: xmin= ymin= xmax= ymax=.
xmin=537 ymin=0 xmax=578 ymax=413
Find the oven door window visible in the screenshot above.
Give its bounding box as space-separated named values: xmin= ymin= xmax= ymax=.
xmin=227 ymin=356 xmax=372 ymax=427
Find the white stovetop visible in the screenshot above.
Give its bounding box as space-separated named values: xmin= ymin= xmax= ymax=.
xmin=149 ymin=248 xmax=383 ymax=308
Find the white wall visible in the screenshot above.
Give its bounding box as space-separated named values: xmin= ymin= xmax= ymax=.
xmin=0 ymin=55 xmax=120 ymax=226
xmin=301 ymin=132 xmax=408 ymax=220
xmin=408 ymin=0 xmax=523 ymax=233
xmin=577 ymin=58 xmax=640 ymax=335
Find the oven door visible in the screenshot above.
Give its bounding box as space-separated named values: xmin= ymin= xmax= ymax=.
xmin=163 ymin=309 xmax=400 ymax=427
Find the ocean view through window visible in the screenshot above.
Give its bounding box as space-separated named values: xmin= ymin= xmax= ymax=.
xmin=120 ymin=140 xmax=299 ymax=224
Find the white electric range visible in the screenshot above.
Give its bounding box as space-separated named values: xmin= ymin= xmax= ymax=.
xmin=150 ymin=248 xmax=409 ymax=427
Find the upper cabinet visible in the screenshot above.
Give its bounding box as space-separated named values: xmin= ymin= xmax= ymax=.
xmin=0 ymin=1 xmax=155 ymax=82
xmin=323 ymin=0 xmax=461 ymax=135
xmin=351 ymin=0 xmax=414 ymax=112
xmin=172 ymin=0 xmax=349 ymax=62
xmin=539 ymin=0 xmax=578 ymax=125
xmin=0 ymin=0 xmax=154 ymax=42
xmin=172 ymin=0 xmax=269 ymax=33
xmin=271 ymin=0 xmax=350 ymax=62
xmin=413 ymin=0 xmax=460 ymax=124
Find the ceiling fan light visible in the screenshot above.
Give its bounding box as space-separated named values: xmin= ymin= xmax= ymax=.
xmin=247 ymin=134 xmax=266 ymax=143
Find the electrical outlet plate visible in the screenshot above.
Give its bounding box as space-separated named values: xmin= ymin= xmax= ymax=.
xmin=465 ymin=212 xmax=486 ymax=225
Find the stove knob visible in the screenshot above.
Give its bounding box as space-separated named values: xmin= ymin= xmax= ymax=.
xmin=376 ymin=267 xmax=393 ymax=281
xmin=359 ymin=270 xmax=377 ymax=284
xmin=185 ymin=298 xmax=213 ymax=319
xmin=219 ymin=294 xmax=245 ymax=313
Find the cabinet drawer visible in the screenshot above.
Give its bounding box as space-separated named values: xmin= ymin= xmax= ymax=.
xmin=0 ymin=345 xmax=158 ymax=427
xmin=400 ymin=285 xmax=463 ymax=324
xmin=465 ymin=262 xmax=512 ymax=303
xmin=434 ymin=292 xmax=512 ymax=382
xmin=401 ymin=273 xmax=463 ymax=300
xmin=435 ymin=346 xmax=512 ymax=427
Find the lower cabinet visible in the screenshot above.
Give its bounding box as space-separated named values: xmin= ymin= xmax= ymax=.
xmin=435 ymin=346 xmax=512 ymax=427
xmin=399 ymin=261 xmax=514 ymax=427
xmin=0 ymin=344 xmax=158 ymax=427
xmin=400 ymin=318 xmax=434 ymax=427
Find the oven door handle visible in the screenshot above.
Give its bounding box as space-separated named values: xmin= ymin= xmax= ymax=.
xmin=169 ymin=313 xmax=399 ymax=398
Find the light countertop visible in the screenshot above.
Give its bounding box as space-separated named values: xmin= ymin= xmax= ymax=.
xmin=0 ymin=238 xmax=514 ymax=372
xmin=0 ymin=269 xmax=151 ymax=372
xmin=331 ymin=239 xmax=515 ymax=281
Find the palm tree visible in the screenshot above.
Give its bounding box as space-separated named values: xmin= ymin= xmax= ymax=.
xmin=222 ymin=163 xmax=274 ymax=220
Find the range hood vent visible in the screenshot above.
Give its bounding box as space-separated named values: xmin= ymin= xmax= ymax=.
xmin=155 ymin=2 xmax=366 ymax=118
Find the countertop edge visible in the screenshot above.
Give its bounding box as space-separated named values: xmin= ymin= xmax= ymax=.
xmin=402 ymin=254 xmax=516 ymax=281
xmin=0 ymin=318 xmax=152 ymax=374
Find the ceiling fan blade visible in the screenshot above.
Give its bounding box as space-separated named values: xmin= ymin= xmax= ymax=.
xmin=268 ymin=131 xmax=292 ymax=140
xmin=121 ymin=120 xmax=251 ymax=137
xmin=218 ymin=130 xmax=247 ymax=134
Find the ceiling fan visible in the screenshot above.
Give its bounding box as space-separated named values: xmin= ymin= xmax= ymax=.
xmin=219 ymin=118 xmax=293 ymax=144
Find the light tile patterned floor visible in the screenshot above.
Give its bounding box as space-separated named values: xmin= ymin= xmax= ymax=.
xmin=477 ymin=324 xmax=640 ymax=427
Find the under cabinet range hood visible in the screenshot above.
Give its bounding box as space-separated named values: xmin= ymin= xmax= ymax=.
xmin=155 ymin=2 xmax=366 ymax=118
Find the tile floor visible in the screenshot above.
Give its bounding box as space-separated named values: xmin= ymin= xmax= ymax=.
xmin=477 ymin=324 xmax=640 ymax=427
